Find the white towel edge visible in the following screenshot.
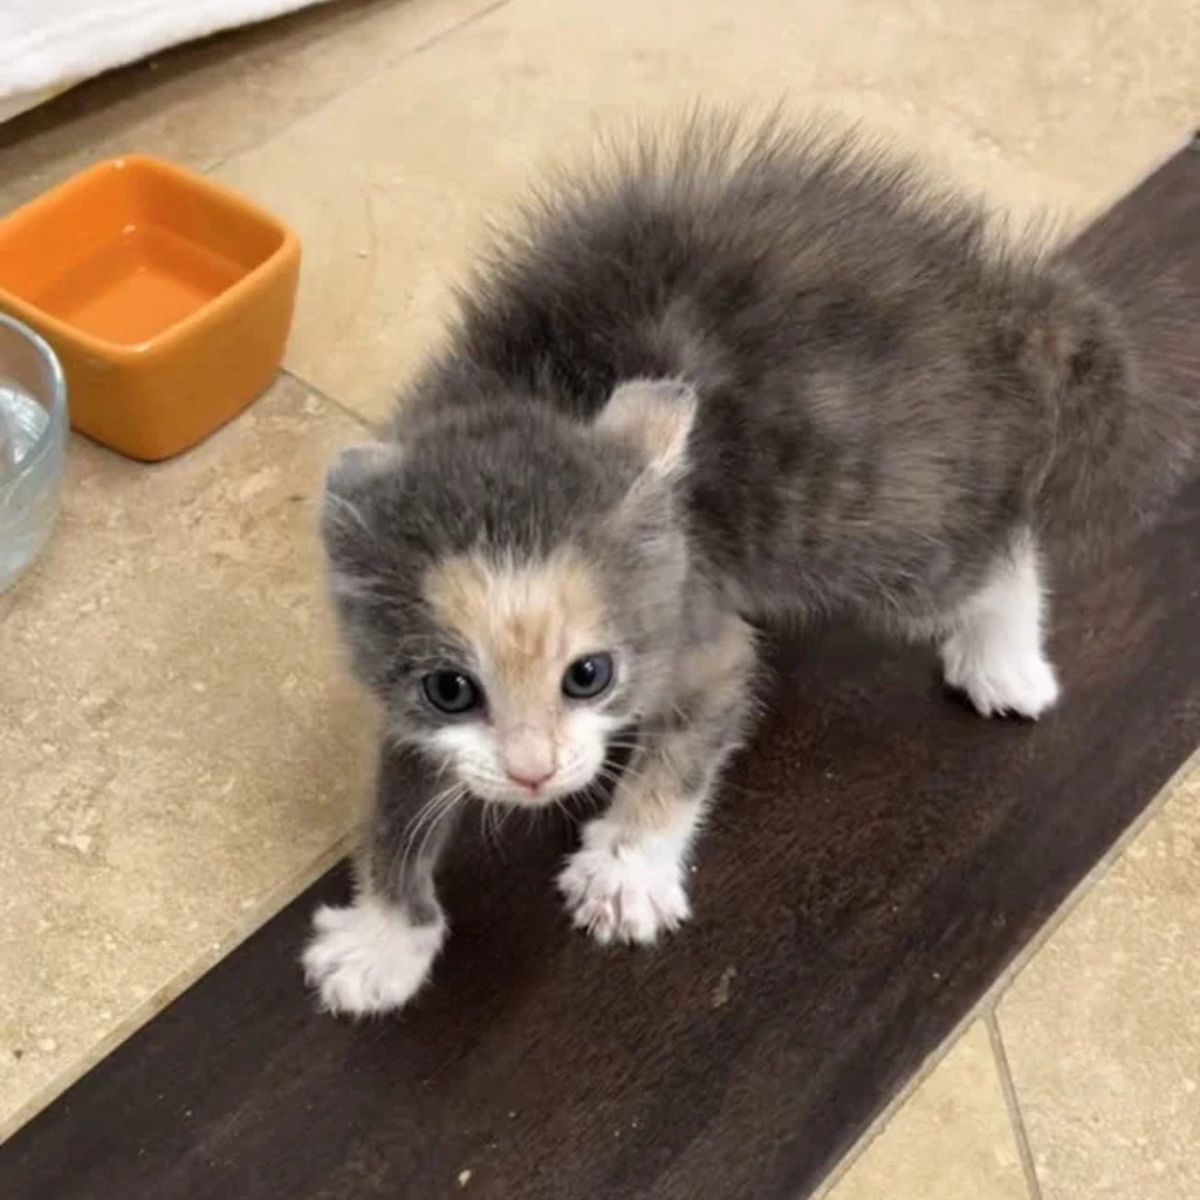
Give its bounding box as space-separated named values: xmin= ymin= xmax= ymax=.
xmin=0 ymin=0 xmax=329 ymax=103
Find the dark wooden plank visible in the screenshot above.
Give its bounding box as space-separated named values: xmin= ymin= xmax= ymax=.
xmin=4 ymin=139 xmax=1200 ymax=1200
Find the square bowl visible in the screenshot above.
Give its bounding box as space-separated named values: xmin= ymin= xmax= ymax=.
xmin=0 ymin=156 xmax=300 ymax=461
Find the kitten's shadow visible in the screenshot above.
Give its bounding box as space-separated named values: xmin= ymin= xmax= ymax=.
xmin=421 ymin=783 xmax=618 ymax=1024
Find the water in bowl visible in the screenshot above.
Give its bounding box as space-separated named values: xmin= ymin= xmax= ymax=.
xmin=0 ymin=379 xmax=59 ymax=591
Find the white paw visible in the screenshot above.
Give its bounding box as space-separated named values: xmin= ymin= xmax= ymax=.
xmin=941 ymin=634 xmax=1061 ymax=719
xmin=557 ymin=817 xmax=691 ymax=946
xmin=301 ymin=898 xmax=444 ymax=1017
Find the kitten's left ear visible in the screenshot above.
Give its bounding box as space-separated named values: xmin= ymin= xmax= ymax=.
xmin=595 ymin=378 xmax=697 ymax=476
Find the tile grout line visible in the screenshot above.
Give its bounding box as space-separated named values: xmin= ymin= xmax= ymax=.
xmin=979 ymin=737 xmax=1200 ymax=1005
xmin=811 ymin=1009 xmax=976 ymax=1198
xmin=203 ymin=0 xmax=513 ymax=178
xmin=280 ymin=366 xmax=382 ymax=433
xmin=813 ymin=738 xmax=1200 ymax=1195
xmin=986 ymin=1009 xmax=1046 ymax=1200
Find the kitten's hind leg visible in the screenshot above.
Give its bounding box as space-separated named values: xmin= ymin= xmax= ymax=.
xmin=938 ymin=528 xmax=1060 ymax=719
xmin=302 ymin=744 xmax=463 ymax=1016
xmin=558 ymin=613 xmax=757 ymax=946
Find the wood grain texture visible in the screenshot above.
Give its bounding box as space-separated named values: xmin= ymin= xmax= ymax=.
xmin=4 ymin=140 xmax=1199 ymax=1200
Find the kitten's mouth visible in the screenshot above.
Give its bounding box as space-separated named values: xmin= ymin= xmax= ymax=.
xmin=501 ymin=777 xmax=564 ymax=806
xmin=478 ymin=768 xmax=592 ymax=808
xmin=461 ymin=753 xmax=605 ymax=808
xmin=505 ymin=770 xmax=554 ymax=796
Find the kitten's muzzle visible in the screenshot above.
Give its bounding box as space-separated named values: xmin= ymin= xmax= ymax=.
xmin=500 ymin=727 xmax=557 ymax=796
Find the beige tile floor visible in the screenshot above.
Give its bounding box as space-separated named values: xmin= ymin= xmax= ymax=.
xmin=819 ymin=757 xmax=1200 ymax=1200
xmin=1 ymin=0 xmax=1197 ymax=1191
xmin=822 ymin=1022 xmax=1030 ymax=1200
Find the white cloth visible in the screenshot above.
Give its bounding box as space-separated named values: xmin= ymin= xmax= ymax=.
xmin=0 ymin=0 xmax=328 ymax=112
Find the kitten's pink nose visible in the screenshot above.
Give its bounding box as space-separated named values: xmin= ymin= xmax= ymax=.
xmin=505 ymin=766 xmax=554 ymax=791
xmin=502 ymin=731 xmax=556 ymax=792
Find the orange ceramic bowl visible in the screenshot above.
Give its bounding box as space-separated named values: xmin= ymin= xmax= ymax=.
xmin=0 ymin=156 xmax=300 ymax=461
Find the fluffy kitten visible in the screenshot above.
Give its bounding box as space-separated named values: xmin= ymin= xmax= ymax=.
xmin=302 ymin=116 xmax=1197 ymax=1015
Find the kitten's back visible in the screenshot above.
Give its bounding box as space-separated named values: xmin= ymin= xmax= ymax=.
xmin=415 ymin=115 xmax=1198 ymax=610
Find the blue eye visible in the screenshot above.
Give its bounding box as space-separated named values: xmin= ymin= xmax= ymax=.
xmin=422 ymin=671 xmax=482 ymax=715
xmin=562 ymin=653 xmax=614 ymax=700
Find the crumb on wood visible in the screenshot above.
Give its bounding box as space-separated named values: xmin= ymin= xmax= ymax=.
xmin=710 ymin=964 xmax=738 ymax=1009
xmin=457 ymin=1168 xmax=472 ymax=1188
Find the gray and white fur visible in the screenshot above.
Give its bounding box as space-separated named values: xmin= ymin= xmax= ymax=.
xmin=302 ymin=115 xmax=1198 ymax=1015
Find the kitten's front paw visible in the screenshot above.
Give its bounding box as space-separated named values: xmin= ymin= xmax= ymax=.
xmin=940 ymin=634 xmax=1060 ymax=719
xmin=557 ymin=817 xmax=691 ymax=946
xmin=301 ymin=898 xmax=444 ymax=1017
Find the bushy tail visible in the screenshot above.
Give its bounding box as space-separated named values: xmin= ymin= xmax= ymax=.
xmin=1016 ymin=234 xmax=1199 ymax=563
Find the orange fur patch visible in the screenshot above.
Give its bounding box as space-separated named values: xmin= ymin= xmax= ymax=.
xmin=423 ymin=550 xmax=608 ymax=704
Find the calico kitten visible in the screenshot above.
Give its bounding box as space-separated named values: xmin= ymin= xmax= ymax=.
xmin=302 ymin=116 xmax=1197 ymax=1015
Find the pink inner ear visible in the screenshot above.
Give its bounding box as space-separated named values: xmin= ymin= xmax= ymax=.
xmin=597 ymin=378 xmax=697 ymax=472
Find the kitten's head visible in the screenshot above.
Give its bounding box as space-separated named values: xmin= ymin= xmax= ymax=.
xmin=322 ymin=378 xmax=695 ymax=806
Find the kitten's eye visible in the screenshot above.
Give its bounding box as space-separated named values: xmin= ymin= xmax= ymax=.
xmin=562 ymin=653 xmax=614 ymax=700
xmin=422 ymin=670 xmax=482 ymax=715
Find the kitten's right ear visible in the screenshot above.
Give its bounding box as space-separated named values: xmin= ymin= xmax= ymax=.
xmin=321 ymin=443 xmax=403 ymax=567
xmin=325 ymin=442 xmax=404 ymax=500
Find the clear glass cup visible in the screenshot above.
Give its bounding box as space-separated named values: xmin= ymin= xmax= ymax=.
xmin=0 ymin=314 xmax=68 ymax=592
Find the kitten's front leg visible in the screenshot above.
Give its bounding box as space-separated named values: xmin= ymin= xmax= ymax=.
xmin=558 ymin=614 xmax=757 ymax=946
xmin=302 ymin=743 xmax=463 ymax=1016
